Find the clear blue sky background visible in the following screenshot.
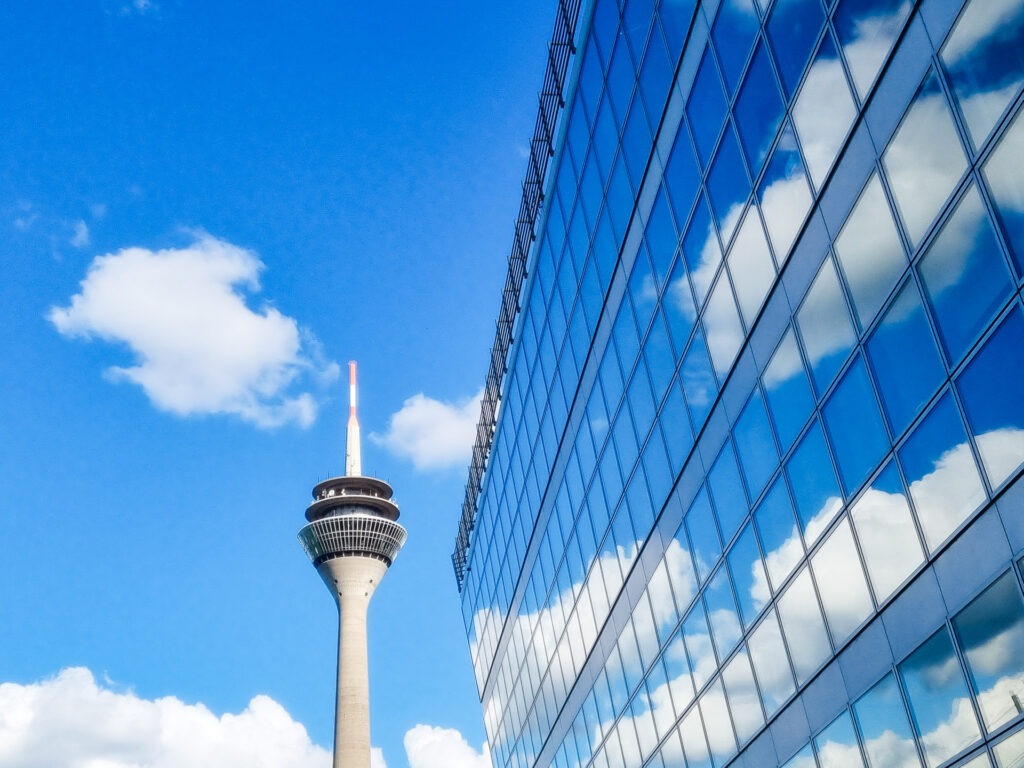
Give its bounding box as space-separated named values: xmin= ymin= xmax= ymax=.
xmin=0 ymin=0 xmax=552 ymax=764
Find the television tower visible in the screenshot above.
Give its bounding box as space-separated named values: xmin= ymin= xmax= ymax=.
xmin=298 ymin=361 xmax=407 ymax=768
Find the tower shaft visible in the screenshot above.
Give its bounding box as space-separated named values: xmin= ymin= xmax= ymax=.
xmin=320 ymin=556 xmax=388 ymax=768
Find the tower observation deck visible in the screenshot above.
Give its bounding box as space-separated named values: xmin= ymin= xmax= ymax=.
xmin=297 ymin=361 xmax=406 ymax=768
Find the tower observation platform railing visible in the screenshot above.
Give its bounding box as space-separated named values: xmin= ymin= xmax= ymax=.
xmin=298 ymin=512 xmax=408 ymax=567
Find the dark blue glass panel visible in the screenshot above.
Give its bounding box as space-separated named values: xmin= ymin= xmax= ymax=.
xmin=786 ymin=418 xmax=843 ymax=545
xmin=918 ymin=186 xmax=1013 ymax=366
xmin=660 ymin=379 xmax=694 ymax=475
xmin=664 ymin=126 xmax=701 ymax=226
xmin=822 ymin=355 xmax=889 ymax=496
xmin=646 ymin=186 xmax=679 ymax=289
xmin=686 ymin=486 xmax=723 ymax=581
xmin=686 ymin=50 xmax=728 ymax=168
xmin=957 ymin=305 xmax=1024 ymax=488
xmin=594 ymin=94 xmax=619 ymax=176
xmin=704 ymin=566 xmax=742 ymax=656
xmin=941 ymin=0 xmax=1024 ymax=148
xmin=608 ymin=154 xmax=635 ymax=240
xmin=709 ymin=442 xmax=749 ymax=542
xmin=622 ymin=97 xmax=655 ymax=187
xmin=638 ymin=24 xmax=675 ymax=128
xmin=734 ymin=42 xmax=785 ymax=175
xmin=591 ymin=0 xmax=621 ymax=64
xmin=680 ymin=329 xmax=718 ymax=428
xmin=658 ymin=0 xmax=697 ymax=62
xmin=663 ymin=256 xmax=697 ymax=357
xmin=711 ymin=0 xmax=760 ymax=97
xmin=834 ymin=0 xmax=912 ymax=101
xmin=577 ymin=38 xmax=605 ymax=121
xmin=866 ymin=279 xmax=945 ymax=438
xmin=608 ymin=37 xmax=638 ymax=122
xmin=754 ymin=476 xmax=803 ymax=592
xmin=707 ymin=123 xmax=750 ymax=246
xmin=683 ymin=193 xmax=722 ymax=305
xmin=726 ymin=522 xmax=769 ymax=628
xmin=733 ymin=387 xmax=779 ymax=501
xmin=623 ymin=0 xmax=655 ymax=63
xmin=767 ymin=0 xmax=825 ymax=98
xmin=984 ymin=108 xmax=1024 ymax=275
xmin=899 ymin=392 xmax=986 ymax=552
xmin=852 ymin=674 xmax=920 ymax=768
xmin=645 ymin=311 xmax=676 ymax=403
xmin=763 ymin=327 xmax=815 ymax=452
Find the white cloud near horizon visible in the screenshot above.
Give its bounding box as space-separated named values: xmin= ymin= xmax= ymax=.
xmin=48 ymin=234 xmax=338 ymax=428
xmin=403 ymin=724 xmax=490 ymax=768
xmin=0 ymin=668 xmax=331 ymax=768
xmin=0 ymin=669 xmax=493 ymax=768
xmin=370 ymin=389 xmax=482 ymax=471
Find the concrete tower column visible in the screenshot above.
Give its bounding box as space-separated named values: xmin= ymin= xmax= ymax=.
xmin=322 ymin=556 xmax=389 ymax=768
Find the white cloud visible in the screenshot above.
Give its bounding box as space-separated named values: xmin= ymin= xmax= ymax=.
xmin=370 ymin=389 xmax=482 ymax=471
xmin=121 ymin=0 xmax=158 ymax=14
xmin=0 ymin=668 xmax=330 ymax=768
xmin=48 ymin=234 xmax=337 ymax=428
xmin=403 ymin=725 xmax=489 ymax=768
xmin=371 ymin=747 xmax=387 ymax=768
xmin=70 ymin=220 xmax=90 ymax=248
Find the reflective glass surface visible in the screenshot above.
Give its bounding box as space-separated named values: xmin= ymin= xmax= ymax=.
xmin=853 ymin=673 xmax=922 ymax=768
xmin=815 ymin=710 xmax=865 ymax=768
xmin=727 ymin=521 xmax=769 ymax=629
xmin=797 ymin=258 xmax=857 ymax=396
xmin=984 ymin=107 xmax=1024 ymax=273
xmin=755 ymin=476 xmax=805 ymax=592
xmin=704 ymin=271 xmax=745 ymax=376
xmin=758 ymin=123 xmax=813 ymax=261
xmin=687 ymin=50 xmax=727 ymax=168
xmin=727 ymin=207 xmax=776 ymax=327
xmin=763 ymin=327 xmax=815 ymax=452
xmin=712 ymin=0 xmax=760 ymax=97
xmin=883 ymin=71 xmax=968 ymax=247
xmin=684 ymin=194 xmax=723 ymax=305
xmin=956 ymin=306 xmax=1024 ymax=488
xmin=834 ymin=173 xmax=907 ymax=329
xmin=952 ymin=572 xmax=1024 ymax=732
xmin=812 ymin=518 xmax=874 ymax=644
xmin=993 ymin=728 xmax=1024 ymax=767
xmin=722 ymin=649 xmax=764 ymax=742
xmin=777 ymin=566 xmax=832 ymax=683
xmin=735 ymin=42 xmax=786 ymax=174
xmin=767 ymin=0 xmax=825 ymax=98
xmin=793 ymin=33 xmax=857 ymax=189
xmin=822 ymin=355 xmax=889 ymax=495
xmin=941 ymin=0 xmax=1024 ymax=148
xmin=866 ymin=280 xmax=945 ymax=438
xmin=747 ymin=609 xmax=795 ymax=715
xmin=898 ymin=392 xmax=986 ymax=552
xmin=900 ymin=628 xmax=982 ymax=767
xmin=707 ymin=124 xmax=751 ymax=245
xmin=834 ymin=0 xmax=912 ymax=101
xmin=917 ymin=186 xmax=1012 ymax=365
xmin=786 ymin=418 xmax=843 ymax=545
xmin=849 ymin=461 xmax=923 ymax=603
xmin=733 ymin=387 xmax=779 ymax=500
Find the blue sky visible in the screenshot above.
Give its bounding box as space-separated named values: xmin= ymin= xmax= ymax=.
xmin=0 ymin=0 xmax=552 ymax=765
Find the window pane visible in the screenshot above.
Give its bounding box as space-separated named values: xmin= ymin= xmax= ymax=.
xmin=664 ymin=624 xmax=696 ymax=715
xmin=834 ymin=0 xmax=912 ymax=101
xmin=709 ymin=443 xmax=749 ymax=543
xmin=917 ymin=186 xmax=1012 ymax=366
xmin=899 ymin=392 xmax=987 ymax=552
xmin=866 ymin=280 xmax=946 ymax=438
xmin=763 ymin=327 xmax=815 ymax=451
xmin=666 ymin=520 xmax=699 ymax=609
xmin=786 ymin=418 xmax=844 ymax=546
xmin=687 ymin=487 xmax=722 ymax=583
xmin=941 ymin=0 xmax=1024 ymax=149
xmin=823 ymin=356 xmax=890 ymax=495
xmin=993 ymin=727 xmax=1024 ymax=768
xmin=952 ymin=571 xmax=1024 ymax=732
xmin=700 ymin=679 xmax=737 ymax=766
xmin=684 ymin=194 xmax=723 ymax=305
xmin=748 ymin=609 xmax=796 ymax=716
xmin=712 ymin=0 xmax=760 ymax=97
xmin=984 ymin=107 xmax=1024 ymax=274
xmin=723 ymin=649 xmax=764 ymax=743
xmin=704 ymin=272 xmax=745 ymax=377
xmin=681 ymin=330 xmax=718 ymax=429
xmin=811 ymin=518 xmax=874 ymax=645
xmin=735 ymin=41 xmax=786 ymax=173
xmin=680 ymin=701 xmax=713 ymax=768
xmin=793 ymin=33 xmax=857 ymax=189
xmin=767 ymin=0 xmax=825 ymax=98
xmin=664 ymin=256 xmax=698 ymax=357
xmin=705 ymin=565 xmax=742 ymax=657
xmin=957 ymin=306 xmax=1024 ymax=488
xmin=850 ymin=461 xmax=924 ymax=603
xmin=707 ymin=124 xmax=751 ymax=245
xmin=755 ymin=476 xmax=805 ymax=592
xmin=883 ymin=71 xmax=968 ymax=247
xmin=835 ymin=173 xmax=907 ymax=328
xmin=778 ymin=566 xmax=832 ymax=683
xmin=727 ymin=207 xmax=776 ymax=327
xmin=734 ymin=387 xmax=779 ymax=501
xmin=784 ymin=745 xmax=819 ymax=768
xmin=900 ymin=628 xmax=982 ymax=768
xmin=728 ymin=522 xmax=770 ymax=629
xmin=758 ymin=123 xmax=814 ymax=262
xmin=815 ymin=710 xmax=865 ymax=768
xmin=646 ymin=187 xmax=679 ymax=288
xmin=853 ymin=673 xmax=921 ymax=768
xmin=687 ymin=50 xmax=727 ymax=168
xmin=797 ymin=258 xmax=857 ymax=396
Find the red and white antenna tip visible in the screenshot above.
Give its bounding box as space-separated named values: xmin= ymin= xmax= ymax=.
xmin=345 ymin=361 xmax=361 ymax=476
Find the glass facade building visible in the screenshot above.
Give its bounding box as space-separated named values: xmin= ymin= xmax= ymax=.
xmin=452 ymin=0 xmax=1024 ymax=767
